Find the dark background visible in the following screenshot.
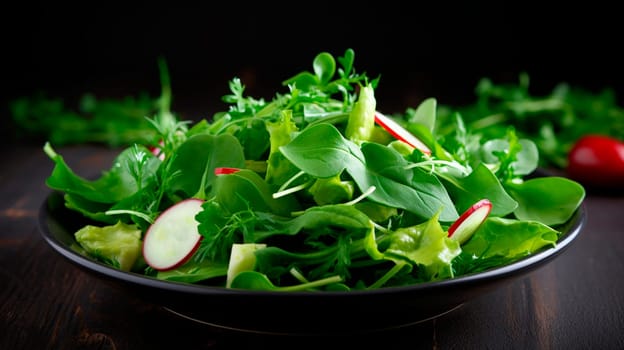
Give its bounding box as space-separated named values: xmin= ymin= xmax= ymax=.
xmin=4 ymin=2 xmax=624 ymax=145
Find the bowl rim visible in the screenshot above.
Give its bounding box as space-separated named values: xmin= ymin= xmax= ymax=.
xmin=38 ymin=190 xmax=587 ymax=298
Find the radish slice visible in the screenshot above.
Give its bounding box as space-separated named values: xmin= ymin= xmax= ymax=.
xmin=143 ymin=198 xmax=205 ymax=271
xmin=214 ymin=167 xmax=241 ymax=175
xmin=448 ymin=199 xmax=492 ymax=244
xmin=374 ymin=112 xmax=432 ymax=155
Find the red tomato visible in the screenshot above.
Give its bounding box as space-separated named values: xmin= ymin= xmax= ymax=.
xmin=566 ymin=134 xmax=624 ymax=187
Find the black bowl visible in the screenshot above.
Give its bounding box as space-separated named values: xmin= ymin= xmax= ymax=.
xmin=38 ymin=190 xmax=586 ymax=336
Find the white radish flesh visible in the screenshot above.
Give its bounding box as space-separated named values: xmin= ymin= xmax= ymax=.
xmin=374 ymin=112 xmax=432 ymax=155
xmin=142 ymin=198 xmax=204 ymax=271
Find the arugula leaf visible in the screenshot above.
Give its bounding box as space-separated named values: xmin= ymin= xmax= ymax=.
xmin=44 ymin=142 xmax=160 ymax=204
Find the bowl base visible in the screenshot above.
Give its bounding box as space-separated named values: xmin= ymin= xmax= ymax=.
xmin=163 ymin=303 xmax=465 ymax=336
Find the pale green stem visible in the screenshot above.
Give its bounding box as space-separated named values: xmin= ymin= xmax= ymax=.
xmin=105 ymin=209 xmax=154 ymax=224
xmin=344 ymin=185 xmax=376 ymax=206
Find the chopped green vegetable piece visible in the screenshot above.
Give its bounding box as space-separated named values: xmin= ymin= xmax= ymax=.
xmin=75 ymin=221 xmax=142 ymax=271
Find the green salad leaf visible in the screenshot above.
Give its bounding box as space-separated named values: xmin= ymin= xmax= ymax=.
xmin=74 ymin=221 xmax=143 ymax=271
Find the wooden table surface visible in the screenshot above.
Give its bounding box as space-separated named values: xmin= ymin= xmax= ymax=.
xmin=1 ymin=144 xmax=623 ymax=350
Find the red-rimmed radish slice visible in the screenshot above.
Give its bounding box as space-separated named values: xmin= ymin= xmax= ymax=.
xmin=143 ymin=198 xmax=204 ymax=271
xmin=214 ymin=167 xmax=241 ymax=175
xmin=374 ymin=112 xmax=432 ymax=155
xmin=448 ymin=199 xmax=492 ymax=244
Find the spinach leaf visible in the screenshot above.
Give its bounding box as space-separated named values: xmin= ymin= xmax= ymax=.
xmin=64 ymin=193 xmax=118 ymax=224
xmin=440 ymin=162 xmax=518 ymax=217
xmin=236 ymin=119 xmax=270 ymax=161
xmin=279 ymin=123 xmax=360 ymax=178
xmin=313 ymin=52 xmax=336 ymax=85
xmin=280 ymin=123 xmax=459 ymax=221
xmin=352 ymin=142 xmax=458 ymax=222
xmin=166 ymin=133 xmax=246 ymax=199
xmin=406 ymin=97 xmax=437 ymax=133
xmin=506 ymin=177 xmax=586 ymax=225
xmin=212 ymin=169 xmax=300 ymax=217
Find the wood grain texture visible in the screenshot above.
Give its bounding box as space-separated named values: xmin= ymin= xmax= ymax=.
xmin=1 ymin=146 xmax=623 ymax=349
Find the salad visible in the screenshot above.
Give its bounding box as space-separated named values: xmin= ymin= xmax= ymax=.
xmin=43 ymin=49 xmax=585 ymax=291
